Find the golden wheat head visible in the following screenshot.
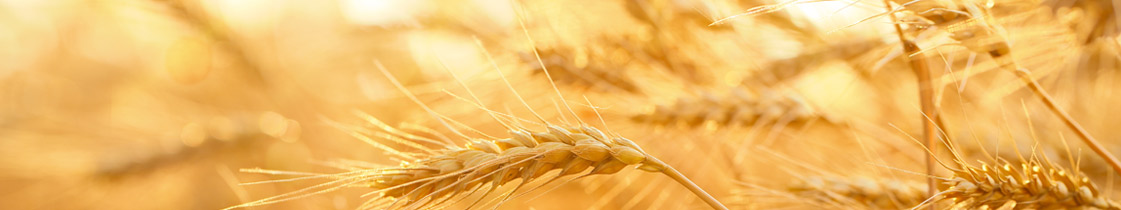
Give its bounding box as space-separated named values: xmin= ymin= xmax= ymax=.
xmin=790 ymin=176 xmax=926 ymax=209
xmin=920 ymin=160 xmax=1121 ymax=210
xmin=355 ymin=124 xmax=660 ymax=209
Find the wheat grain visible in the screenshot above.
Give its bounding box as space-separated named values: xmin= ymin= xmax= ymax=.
xmin=631 ymin=87 xmax=819 ymax=129
xmin=342 ymin=123 xmax=664 ymax=209
xmin=225 ymin=95 xmax=728 ymax=210
xmin=790 ymin=176 xmax=927 ymax=209
xmin=919 ymin=160 xmax=1120 ymax=209
xmin=224 ymin=36 xmax=730 ymax=209
xmin=521 ymin=35 xmax=642 ymax=94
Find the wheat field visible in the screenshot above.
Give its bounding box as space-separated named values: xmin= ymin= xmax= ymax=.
xmin=3 ymin=0 xmax=1121 ymax=209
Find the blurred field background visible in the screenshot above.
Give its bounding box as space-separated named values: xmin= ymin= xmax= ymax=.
xmin=3 ymin=0 xmax=1121 ymax=209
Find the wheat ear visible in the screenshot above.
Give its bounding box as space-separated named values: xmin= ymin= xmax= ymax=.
xmin=790 ymin=176 xmax=927 ymax=209
xmin=631 ymin=87 xmax=817 ymax=129
xmin=509 ymin=2 xmax=728 ymax=208
xmin=916 ymin=159 xmax=1121 ymax=210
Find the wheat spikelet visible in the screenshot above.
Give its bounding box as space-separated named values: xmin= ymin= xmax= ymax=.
xmin=521 ymin=35 xmax=642 ymax=94
xmin=631 ymin=87 xmax=820 ymax=128
xmin=789 ymin=176 xmax=926 ymax=209
xmin=912 ymin=125 xmax=1120 ymax=209
xmin=893 ymin=0 xmax=1014 ymax=57
xmin=98 ymin=112 xmax=298 ymax=178
xmin=225 ymin=94 xmax=726 ymax=209
xmin=919 ymin=159 xmax=1120 ymax=209
xmin=731 ymin=133 xmax=928 ymax=210
xmin=225 ymin=32 xmax=729 ymax=208
xmin=346 ymin=122 xmax=662 ymax=209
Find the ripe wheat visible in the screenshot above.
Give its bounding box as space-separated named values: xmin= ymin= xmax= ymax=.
xmin=920 ymin=160 xmax=1120 ymax=209
xmin=631 ymin=87 xmax=819 ymax=128
xmin=790 ymin=176 xmax=926 ymax=209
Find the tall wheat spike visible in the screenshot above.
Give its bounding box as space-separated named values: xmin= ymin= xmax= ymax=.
xmin=630 ymin=87 xmax=820 ymax=129
xmin=16 ymin=0 xmax=1121 ymax=209
xmin=223 ymin=15 xmax=729 ymax=207
xmin=789 ymin=175 xmax=927 ymax=209
xmin=913 ymin=144 xmax=1121 ymax=210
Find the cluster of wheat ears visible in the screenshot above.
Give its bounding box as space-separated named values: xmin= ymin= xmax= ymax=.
xmin=221 ymin=0 xmax=1121 ymax=209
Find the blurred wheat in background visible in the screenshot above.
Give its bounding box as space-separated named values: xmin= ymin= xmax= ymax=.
xmin=4 ymin=0 xmax=1121 ymax=209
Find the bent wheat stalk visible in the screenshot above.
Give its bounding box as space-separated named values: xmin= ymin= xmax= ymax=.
xmin=508 ymin=2 xmax=727 ymax=208
xmin=790 ymin=176 xmax=927 ymax=209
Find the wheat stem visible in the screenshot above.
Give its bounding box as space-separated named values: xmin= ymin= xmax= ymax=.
xmin=646 ymin=157 xmax=729 ymax=210
xmin=907 ymin=40 xmax=939 ymax=210
xmin=1010 ymin=68 xmax=1121 ymax=176
xmin=880 ymin=1 xmax=939 ymax=208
